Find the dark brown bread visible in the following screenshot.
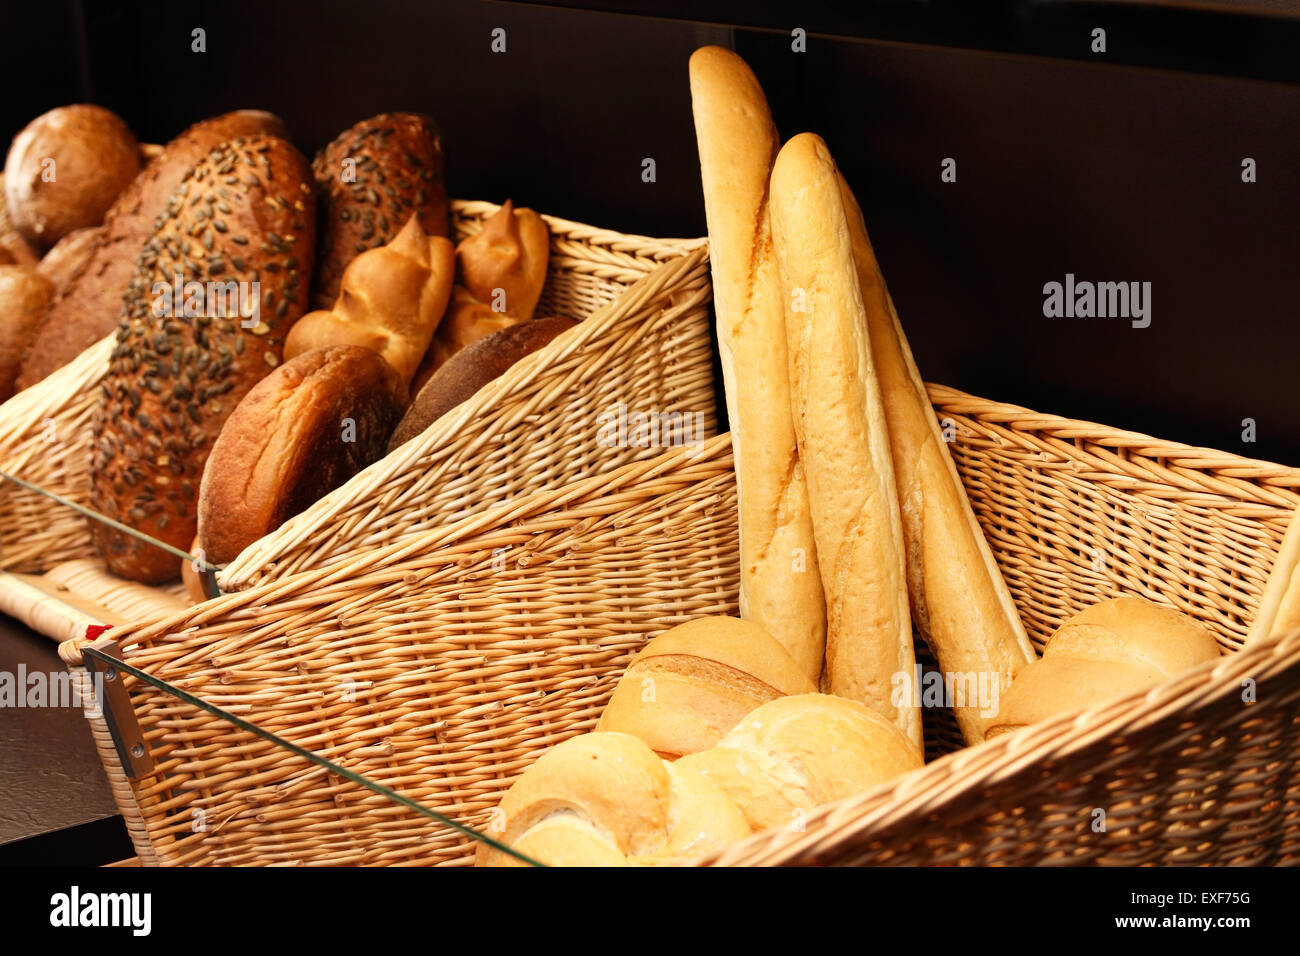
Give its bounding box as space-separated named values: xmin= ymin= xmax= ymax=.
xmin=312 ymin=112 xmax=448 ymax=307
xmin=91 ymin=135 xmax=315 ymax=583
xmin=197 ymin=345 xmax=406 ymax=565
xmin=4 ymin=104 xmax=139 ymax=249
xmin=15 ymin=110 xmax=288 ymax=390
xmin=387 ymin=316 xmax=575 ymax=452
xmin=0 ymin=266 xmax=54 ymax=400
xmin=37 ymin=225 xmax=103 ymax=293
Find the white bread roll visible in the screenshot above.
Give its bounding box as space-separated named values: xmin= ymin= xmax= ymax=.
xmin=677 ymin=694 xmax=923 ymax=832
xmin=688 ymin=46 xmax=827 ymax=682
xmin=835 ymin=174 xmax=1037 ymax=744
xmin=596 ymin=616 xmax=816 ymax=759
xmin=985 ymin=597 xmax=1222 ymax=739
xmin=768 ymin=132 xmax=920 ymax=749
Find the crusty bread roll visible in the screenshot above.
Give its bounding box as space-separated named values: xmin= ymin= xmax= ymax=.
xmin=312 ymin=112 xmax=449 ymax=307
xmin=677 ymin=694 xmax=923 ymax=833
xmin=4 ymin=105 xmax=140 ymax=249
xmin=425 ymin=201 xmax=550 ymax=371
xmin=16 ymin=110 xmax=289 ymax=390
xmin=387 ymin=316 xmax=575 ymax=452
xmin=197 ymin=346 xmax=406 ymax=566
xmin=597 ymin=616 xmax=816 ymax=760
xmin=688 ymin=47 xmax=827 ymax=683
xmin=478 ymin=692 xmax=921 ymax=866
xmin=476 ymin=732 xmax=750 ymax=867
xmin=91 ymin=135 xmax=315 ymax=583
xmin=284 ymin=214 xmax=454 ymax=388
xmin=768 ymin=132 xmax=920 ymax=749
xmin=985 ymin=597 xmax=1222 ymax=739
xmin=835 ymin=174 xmax=1037 ymax=745
xmin=0 ymin=265 xmax=54 ymax=400
xmin=1247 ymin=505 xmax=1300 ymax=644
xmin=36 ymin=225 xmax=102 ymax=293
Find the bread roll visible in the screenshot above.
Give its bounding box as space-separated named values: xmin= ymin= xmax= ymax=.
xmin=312 ymin=112 xmax=448 ymax=307
xmin=284 ymin=214 xmax=452 ymax=388
xmin=476 ymin=732 xmax=749 ymax=867
xmin=197 ymin=346 xmax=406 ymax=566
xmin=768 ymin=133 xmax=920 ymax=748
xmin=36 ymin=225 xmax=102 ymax=293
xmin=91 ymin=135 xmax=315 ymax=583
xmin=387 ymin=316 xmax=575 ymax=452
xmin=835 ymin=175 xmax=1037 ymax=745
xmin=0 ymin=266 xmax=54 ymax=399
xmin=986 ymin=597 xmax=1222 ymax=739
xmin=426 ymin=201 xmax=551 ymax=370
xmin=16 ymin=110 xmax=289 ymax=390
xmin=677 ymin=694 xmax=923 ymax=832
xmin=689 ymin=47 xmax=827 ymax=683
xmin=4 ymin=105 xmax=139 ymax=249
xmin=597 ymin=616 xmax=816 ymax=760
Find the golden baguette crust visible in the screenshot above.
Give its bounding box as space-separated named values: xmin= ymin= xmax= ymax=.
xmin=768 ymin=133 xmax=919 ymax=748
xmin=836 ymin=172 xmax=1037 ymax=744
xmin=688 ymin=46 xmax=826 ymax=682
xmin=596 ymin=616 xmax=816 ymax=759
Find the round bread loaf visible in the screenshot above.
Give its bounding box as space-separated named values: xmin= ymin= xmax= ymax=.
xmin=91 ymin=134 xmax=315 ymax=583
xmin=388 ymin=316 xmax=575 ymax=452
xmin=37 ymin=225 xmax=103 ymax=293
xmin=197 ymin=346 xmax=407 ymax=567
xmin=4 ymin=105 xmax=139 ymax=249
xmin=15 ymin=110 xmax=289 ymax=391
xmin=312 ymin=112 xmax=448 ymax=307
xmin=0 ymin=265 xmax=54 ymax=399
xmin=476 ymin=731 xmax=750 ymax=867
xmin=596 ymin=616 xmax=816 ymax=759
xmin=984 ymin=596 xmax=1223 ymax=740
xmin=675 ymin=694 xmax=924 ymax=832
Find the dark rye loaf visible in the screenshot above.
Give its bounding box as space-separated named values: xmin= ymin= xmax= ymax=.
xmin=91 ymin=135 xmax=315 ymax=583
xmin=15 ymin=110 xmax=288 ymax=390
xmin=312 ymin=112 xmax=448 ymax=307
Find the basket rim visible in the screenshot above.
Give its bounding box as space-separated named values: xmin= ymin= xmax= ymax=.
xmin=700 ymin=622 xmax=1300 ymax=866
xmin=927 ymin=382 xmax=1300 ymax=498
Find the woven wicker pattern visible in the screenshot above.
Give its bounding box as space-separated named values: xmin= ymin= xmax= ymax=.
xmin=60 ymin=437 xmax=739 ymax=866
xmin=62 ymin=386 xmax=1300 ymax=866
xmin=0 ymin=201 xmax=712 ymax=584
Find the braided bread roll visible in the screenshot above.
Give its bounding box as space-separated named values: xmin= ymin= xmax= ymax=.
xmin=284 ymin=213 xmax=453 ymax=388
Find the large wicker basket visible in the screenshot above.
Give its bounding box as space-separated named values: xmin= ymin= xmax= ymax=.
xmin=58 ymin=387 xmax=1300 ymax=866
xmin=0 ymin=201 xmax=713 ymax=639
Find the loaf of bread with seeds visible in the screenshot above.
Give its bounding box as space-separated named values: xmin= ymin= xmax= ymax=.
xmin=91 ymin=135 xmax=316 ymax=584
xmin=15 ymin=110 xmax=289 ymax=390
xmin=311 ymin=112 xmax=448 ymax=307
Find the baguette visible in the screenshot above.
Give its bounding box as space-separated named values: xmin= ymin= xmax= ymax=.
xmin=688 ymin=46 xmax=826 ymax=682
xmin=1247 ymin=505 xmax=1300 ymax=644
xmin=836 ymin=173 xmax=1037 ymax=743
xmin=768 ymin=132 xmax=920 ymax=748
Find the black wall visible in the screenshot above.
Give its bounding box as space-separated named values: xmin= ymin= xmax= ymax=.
xmin=3 ymin=1 xmax=1299 ymax=463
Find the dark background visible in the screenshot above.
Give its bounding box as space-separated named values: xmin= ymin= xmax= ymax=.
xmin=3 ymin=0 xmax=1299 ymax=465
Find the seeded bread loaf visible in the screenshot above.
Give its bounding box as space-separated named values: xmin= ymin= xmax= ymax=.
xmin=312 ymin=112 xmax=448 ymax=307
xmin=91 ymin=135 xmax=316 ymax=583
xmin=15 ymin=110 xmax=288 ymax=390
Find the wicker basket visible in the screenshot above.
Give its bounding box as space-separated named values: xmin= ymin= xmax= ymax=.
xmin=0 ymin=201 xmax=713 ymax=638
xmin=59 ymin=387 xmax=1300 ymax=865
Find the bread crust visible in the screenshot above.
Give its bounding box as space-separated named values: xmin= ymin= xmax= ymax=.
xmin=769 ymin=133 xmax=920 ymax=748
xmin=688 ymin=46 xmax=827 ymax=682
xmin=197 ymin=346 xmax=406 ymax=566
